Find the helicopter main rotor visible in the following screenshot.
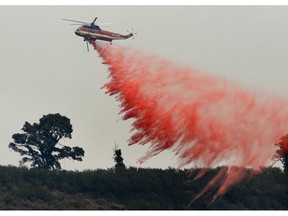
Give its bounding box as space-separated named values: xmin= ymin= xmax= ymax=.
xmin=62 ymin=18 xmax=89 ymax=25
xmin=62 ymin=17 xmax=98 ymax=26
xmin=62 ymin=17 xmax=116 ymax=27
xmin=91 ymin=17 xmax=97 ymax=25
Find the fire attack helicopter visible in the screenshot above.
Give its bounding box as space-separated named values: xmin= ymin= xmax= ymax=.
xmin=62 ymin=17 xmax=135 ymax=51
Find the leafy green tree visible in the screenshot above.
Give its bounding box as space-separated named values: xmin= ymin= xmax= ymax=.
xmin=9 ymin=113 xmax=85 ymax=170
xmin=113 ymin=145 xmax=125 ymax=169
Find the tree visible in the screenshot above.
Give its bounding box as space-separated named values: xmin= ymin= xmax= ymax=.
xmin=274 ymin=134 xmax=288 ymax=174
xmin=113 ymin=145 xmax=125 ymax=169
xmin=9 ymin=113 xmax=85 ymax=170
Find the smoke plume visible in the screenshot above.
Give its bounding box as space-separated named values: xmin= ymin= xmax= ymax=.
xmin=91 ymin=41 xmax=288 ymax=201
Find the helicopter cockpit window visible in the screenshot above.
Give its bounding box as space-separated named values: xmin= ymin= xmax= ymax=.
xmin=76 ymin=27 xmax=82 ymax=31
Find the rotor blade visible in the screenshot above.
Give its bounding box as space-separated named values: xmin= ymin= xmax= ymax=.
xmin=92 ymin=17 xmax=97 ymax=24
xmin=98 ymin=22 xmax=119 ymax=25
xmin=86 ymin=41 xmax=89 ymax=52
xmin=62 ymin=19 xmax=88 ymax=24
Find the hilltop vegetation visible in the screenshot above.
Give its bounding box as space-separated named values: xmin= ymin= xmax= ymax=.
xmin=0 ymin=165 xmax=286 ymax=210
xmin=4 ymin=113 xmax=287 ymax=209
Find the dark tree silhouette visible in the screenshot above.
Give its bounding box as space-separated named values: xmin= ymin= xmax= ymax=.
xmin=274 ymin=134 xmax=288 ymax=174
xmin=9 ymin=113 xmax=85 ymax=169
xmin=113 ymin=145 xmax=125 ymax=169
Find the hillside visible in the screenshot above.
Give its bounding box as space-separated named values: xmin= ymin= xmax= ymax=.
xmin=0 ymin=165 xmax=286 ymax=210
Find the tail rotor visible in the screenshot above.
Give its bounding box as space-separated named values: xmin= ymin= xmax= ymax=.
xmin=127 ymin=28 xmax=138 ymax=39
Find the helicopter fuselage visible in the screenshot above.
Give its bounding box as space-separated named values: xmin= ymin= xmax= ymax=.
xmin=75 ymin=25 xmax=133 ymax=42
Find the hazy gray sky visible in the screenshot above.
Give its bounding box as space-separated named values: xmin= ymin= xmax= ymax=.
xmin=1 ymin=6 xmax=288 ymax=170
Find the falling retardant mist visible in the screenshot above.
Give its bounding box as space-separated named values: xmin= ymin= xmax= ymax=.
xmin=91 ymin=41 xmax=288 ymax=201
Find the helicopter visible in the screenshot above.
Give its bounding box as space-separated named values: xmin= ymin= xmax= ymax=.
xmin=62 ymin=17 xmax=135 ymax=51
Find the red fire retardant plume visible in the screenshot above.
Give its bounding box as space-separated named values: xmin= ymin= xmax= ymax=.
xmin=91 ymin=42 xmax=288 ymax=201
